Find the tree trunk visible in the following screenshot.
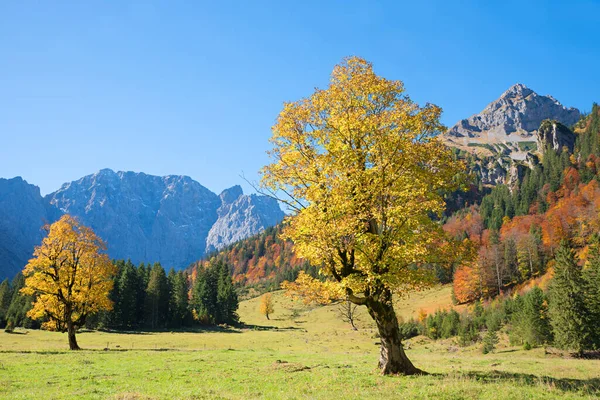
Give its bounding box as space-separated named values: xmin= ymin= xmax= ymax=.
xmin=67 ymin=320 xmax=80 ymax=350
xmin=365 ymin=287 xmax=425 ymax=375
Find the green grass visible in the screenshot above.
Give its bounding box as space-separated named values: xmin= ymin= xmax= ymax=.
xmin=1 ymin=288 xmax=599 ymax=399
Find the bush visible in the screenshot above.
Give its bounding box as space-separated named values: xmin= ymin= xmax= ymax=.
xmin=458 ymin=316 xmax=479 ymax=346
xmin=482 ymin=329 xmax=499 ymax=354
xmin=399 ymin=319 xmax=422 ymax=340
xmin=440 ymin=310 xmax=460 ymax=338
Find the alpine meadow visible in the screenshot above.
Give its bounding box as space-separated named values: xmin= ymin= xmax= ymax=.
xmin=1 ymin=2 xmax=600 ymax=399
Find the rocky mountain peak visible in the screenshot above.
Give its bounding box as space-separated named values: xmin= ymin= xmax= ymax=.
xmin=443 ymin=84 xmax=581 ymax=158
xmin=0 ymin=169 xmax=286 ymax=278
xmin=219 ymin=185 xmax=244 ymax=205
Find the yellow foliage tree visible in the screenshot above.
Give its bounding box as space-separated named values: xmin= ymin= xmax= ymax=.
xmin=21 ymin=215 xmax=116 ymax=350
xmin=259 ymin=293 xmax=274 ymax=320
xmin=261 ymin=57 xmax=466 ymax=374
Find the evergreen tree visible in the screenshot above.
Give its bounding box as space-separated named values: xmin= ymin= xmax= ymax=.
xmin=116 ymin=260 xmax=141 ymax=329
xmin=190 ymin=265 xmax=218 ymax=324
xmin=0 ymin=279 xmax=13 ymax=328
xmin=168 ymin=269 xmax=190 ymax=328
xmin=482 ymin=328 xmax=499 ymax=354
xmin=216 ymin=261 xmax=239 ymax=324
xmin=510 ymin=287 xmax=552 ymax=348
xmin=135 ymin=262 xmax=147 ymax=326
xmin=548 ymin=240 xmax=591 ymax=354
xmin=5 ymin=272 xmax=37 ymax=329
xmin=144 ymin=263 xmax=169 ymax=329
xmin=583 ymin=237 xmax=600 ymax=349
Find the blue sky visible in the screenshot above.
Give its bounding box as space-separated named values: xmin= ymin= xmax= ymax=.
xmin=1 ymin=1 xmax=599 ymax=195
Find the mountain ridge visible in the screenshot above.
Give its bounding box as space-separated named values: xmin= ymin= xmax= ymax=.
xmin=0 ymin=169 xmax=284 ymax=279
xmin=443 ymin=83 xmax=581 ymax=160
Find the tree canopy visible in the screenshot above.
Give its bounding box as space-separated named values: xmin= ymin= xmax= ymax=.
xmin=261 ymin=56 xmax=465 ymax=374
xmin=21 ymin=215 xmax=116 ymax=349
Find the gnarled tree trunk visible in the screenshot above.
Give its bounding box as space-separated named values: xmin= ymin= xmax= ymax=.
xmin=67 ymin=320 xmax=80 ymax=350
xmin=365 ymin=287 xmax=424 ymax=375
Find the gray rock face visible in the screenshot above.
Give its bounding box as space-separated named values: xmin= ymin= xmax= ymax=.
xmin=205 ymin=185 xmax=285 ymax=253
xmin=0 ymin=169 xmax=285 ymax=279
xmin=0 ymin=178 xmax=57 ymax=279
xmin=47 ymin=169 xmax=222 ymax=270
xmin=444 ymin=84 xmax=581 ymax=157
xmin=536 ymin=120 xmax=575 ymax=153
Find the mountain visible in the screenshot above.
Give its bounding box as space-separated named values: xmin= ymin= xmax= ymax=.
xmin=443 ymin=83 xmax=581 ymax=160
xmin=0 ymin=169 xmax=284 ymax=279
xmin=0 ymin=177 xmax=56 ymax=279
xmin=205 ymin=185 xmax=285 ymax=253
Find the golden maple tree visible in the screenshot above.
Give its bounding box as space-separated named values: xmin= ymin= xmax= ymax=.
xmin=259 ymin=293 xmax=274 ymax=320
xmin=261 ymin=57 xmax=466 ymax=374
xmin=21 ymin=215 xmax=116 ymax=350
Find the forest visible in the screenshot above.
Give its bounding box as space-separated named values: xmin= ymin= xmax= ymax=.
xmin=0 ymin=258 xmax=239 ymax=331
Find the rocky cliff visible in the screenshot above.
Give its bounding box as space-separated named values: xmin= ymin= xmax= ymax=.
xmin=444 ymin=83 xmax=580 ymax=160
xmin=205 ymin=185 xmax=285 ymax=253
xmin=0 ymin=178 xmax=57 ymax=279
xmin=0 ymin=170 xmax=284 ymax=279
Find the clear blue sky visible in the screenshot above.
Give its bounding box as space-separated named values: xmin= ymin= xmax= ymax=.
xmin=1 ymin=1 xmax=598 ymax=195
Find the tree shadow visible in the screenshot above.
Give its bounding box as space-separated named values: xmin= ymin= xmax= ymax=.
xmin=437 ymin=370 xmax=600 ymax=395
xmin=240 ymin=324 xmax=303 ymax=332
xmin=95 ymin=325 xmax=243 ymax=335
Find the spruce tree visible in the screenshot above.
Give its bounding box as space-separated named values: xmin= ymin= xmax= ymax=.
xmin=144 ymin=263 xmax=169 ymax=329
xmin=548 ymin=240 xmax=591 ymax=354
xmin=216 ymin=261 xmax=239 ymax=325
xmin=0 ymin=279 xmax=13 ymax=328
xmin=5 ymin=273 xmax=36 ymax=329
xmin=190 ymin=265 xmax=218 ymax=324
xmin=116 ymin=260 xmax=140 ymax=329
xmin=168 ymin=270 xmax=190 ymax=328
xmin=510 ymin=287 xmax=552 ymax=348
xmin=583 ymin=237 xmax=600 ymax=349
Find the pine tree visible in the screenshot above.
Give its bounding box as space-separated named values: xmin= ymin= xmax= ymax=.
xmin=583 ymin=237 xmax=600 ymax=349
xmin=168 ymin=269 xmax=190 ymax=328
xmin=190 ymin=265 xmax=218 ymax=324
xmin=510 ymin=287 xmax=552 ymax=348
xmin=0 ymin=279 xmax=13 ymax=328
xmin=215 ymin=261 xmax=239 ymax=325
xmin=482 ymin=328 xmax=499 ymax=354
xmin=548 ymin=240 xmax=591 ymax=354
xmin=144 ymin=263 xmax=169 ymax=329
xmin=116 ymin=260 xmax=140 ymax=329
xmin=5 ymin=272 xmax=37 ymax=329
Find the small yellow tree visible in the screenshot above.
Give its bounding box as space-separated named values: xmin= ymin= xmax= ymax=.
xmin=259 ymin=293 xmax=274 ymax=320
xmin=22 ymin=215 xmax=116 ymax=350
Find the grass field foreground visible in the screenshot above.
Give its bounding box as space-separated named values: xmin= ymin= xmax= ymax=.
xmin=1 ymin=286 xmax=599 ymax=399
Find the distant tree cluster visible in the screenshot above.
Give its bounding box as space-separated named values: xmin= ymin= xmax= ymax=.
xmin=402 ymin=240 xmax=600 ymax=355
xmin=193 ymin=224 xmax=320 ymax=295
xmin=448 ymin=106 xmax=600 ymax=304
xmin=2 ymin=258 xmax=240 ymax=334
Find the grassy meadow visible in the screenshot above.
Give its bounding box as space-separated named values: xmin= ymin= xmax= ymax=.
xmin=1 ymin=286 xmax=599 ymax=399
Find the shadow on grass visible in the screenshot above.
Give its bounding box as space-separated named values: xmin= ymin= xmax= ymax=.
xmin=436 ymin=370 xmax=600 ymax=395
xmin=95 ymin=325 xmax=242 ymax=335
xmin=239 ymin=324 xmax=303 ymax=332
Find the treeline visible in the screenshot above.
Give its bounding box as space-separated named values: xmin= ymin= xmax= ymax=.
xmin=446 ymin=106 xmax=600 ymax=303
xmin=195 ymin=224 xmax=319 ymax=292
xmin=400 ymin=240 xmax=600 ymax=355
xmin=1 ymin=259 xmax=239 ymax=331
